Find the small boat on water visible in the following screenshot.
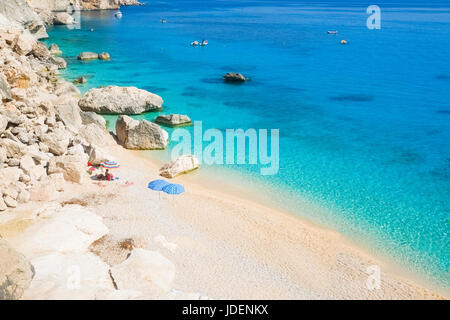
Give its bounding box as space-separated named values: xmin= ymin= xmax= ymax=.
xmin=328 ymin=30 xmax=338 ymax=34
xmin=191 ymin=40 xmax=199 ymax=46
xmin=114 ymin=11 xmax=123 ymax=19
xmin=160 ymin=19 xmax=167 ymax=23
xmin=200 ymin=39 xmax=208 ymax=46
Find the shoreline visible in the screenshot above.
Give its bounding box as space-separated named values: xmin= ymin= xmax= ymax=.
xmin=131 ymin=149 xmax=450 ymax=298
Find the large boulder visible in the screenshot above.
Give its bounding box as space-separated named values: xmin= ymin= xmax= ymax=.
xmin=80 ymin=123 xmax=115 ymax=147
xmin=79 ymin=86 xmax=163 ymax=114
xmin=13 ymin=31 xmax=36 ymax=55
xmin=77 ymin=52 xmax=98 ymax=61
xmin=155 ymin=114 xmax=192 ymax=127
xmin=54 ymin=100 xmax=83 ymax=131
xmin=116 ymin=115 xmax=169 ymax=150
xmin=39 ymin=127 xmax=70 ymax=156
xmin=110 ymin=249 xmax=175 ymax=296
xmin=53 ymin=12 xmax=75 ymax=25
xmin=0 ymin=239 xmax=34 ymax=300
xmin=80 ymin=111 xmax=106 ymax=128
xmin=86 ymin=145 xmax=110 ymax=165
xmin=0 ymin=138 xmax=26 ymax=158
xmin=48 ymin=154 xmax=87 ymax=183
xmin=159 ymin=154 xmax=199 ymax=178
xmin=54 ymin=81 xmax=81 ymax=97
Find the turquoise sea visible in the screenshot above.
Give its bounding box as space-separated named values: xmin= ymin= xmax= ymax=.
xmin=46 ymin=0 xmax=450 ymax=290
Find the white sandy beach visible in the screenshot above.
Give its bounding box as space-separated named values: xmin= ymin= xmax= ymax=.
xmin=2 ymin=144 xmax=445 ymax=299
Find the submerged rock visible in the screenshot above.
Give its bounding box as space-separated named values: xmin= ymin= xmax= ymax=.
xmin=77 ymin=52 xmax=98 ymax=61
xmin=159 ymin=154 xmax=199 ymax=178
xmin=73 ymin=76 xmax=87 ymax=85
xmin=223 ymin=72 xmax=246 ymax=82
xmin=116 ymin=115 xmax=169 ymax=150
xmin=79 ymin=86 xmax=163 ymax=114
xmin=155 ymin=114 xmax=192 ymax=127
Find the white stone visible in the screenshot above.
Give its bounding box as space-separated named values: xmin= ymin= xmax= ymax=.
xmin=79 ymin=86 xmax=163 ymax=114
xmin=159 ymin=154 xmax=199 ymax=178
xmin=111 ymin=249 xmax=176 ymax=296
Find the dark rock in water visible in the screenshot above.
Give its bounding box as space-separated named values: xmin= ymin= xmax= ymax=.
xmin=155 ymin=114 xmax=192 ymax=127
xmin=73 ymin=76 xmax=87 ymax=85
xmin=223 ymin=72 xmax=246 ymax=82
xmin=330 ymin=94 xmax=374 ymax=102
xmin=98 ymin=52 xmax=111 ymax=60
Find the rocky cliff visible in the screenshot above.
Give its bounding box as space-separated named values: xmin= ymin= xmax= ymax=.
xmin=27 ymin=0 xmax=142 ymax=12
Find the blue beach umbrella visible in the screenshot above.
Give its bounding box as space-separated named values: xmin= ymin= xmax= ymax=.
xmin=148 ymin=179 xmax=170 ymax=199
xmin=148 ymin=179 xmax=169 ymax=191
xmin=162 ymin=183 xmax=185 ymax=200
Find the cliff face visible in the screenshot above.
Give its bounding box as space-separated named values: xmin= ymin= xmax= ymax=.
xmin=0 ymin=0 xmax=42 ymax=27
xmin=26 ymin=0 xmax=141 ymax=12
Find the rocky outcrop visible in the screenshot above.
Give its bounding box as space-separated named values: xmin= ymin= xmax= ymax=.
xmin=0 ymin=239 xmax=34 ymax=300
xmin=155 ymin=114 xmax=192 ymax=127
xmin=223 ymin=72 xmax=246 ymax=82
xmin=0 ymin=24 xmax=122 ymax=209
xmin=116 ymin=115 xmax=169 ymax=150
xmin=27 ymin=0 xmax=142 ymax=12
xmin=0 ymin=0 xmax=42 ymax=27
xmin=159 ymin=154 xmax=200 ymax=178
xmin=79 ymin=86 xmax=163 ymax=114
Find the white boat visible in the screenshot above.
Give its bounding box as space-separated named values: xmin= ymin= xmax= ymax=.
xmin=200 ymin=40 xmax=208 ymax=46
xmin=327 ymin=30 xmax=338 ymax=34
xmin=191 ymin=40 xmax=199 ymax=46
xmin=114 ymin=11 xmax=123 ymax=19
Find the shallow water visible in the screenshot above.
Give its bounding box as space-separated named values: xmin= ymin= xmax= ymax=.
xmin=46 ymin=0 xmax=450 ymax=289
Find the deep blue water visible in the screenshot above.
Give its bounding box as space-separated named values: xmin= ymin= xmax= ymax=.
xmin=46 ymin=0 xmax=450 ymax=289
